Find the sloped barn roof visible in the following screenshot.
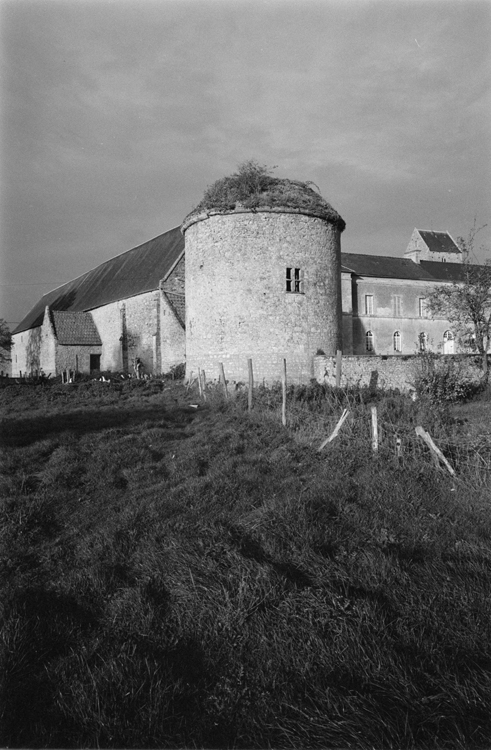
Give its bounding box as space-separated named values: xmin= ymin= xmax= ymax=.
xmin=14 ymin=226 xmax=184 ymax=334
xmin=51 ymin=310 xmax=102 ymax=345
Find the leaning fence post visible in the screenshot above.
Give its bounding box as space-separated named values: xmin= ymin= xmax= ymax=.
xmin=219 ymin=362 xmax=228 ymax=398
xmin=371 ymin=406 xmax=378 ymax=453
xmin=282 ymin=358 xmax=287 ymax=427
xmin=336 ymin=349 xmax=342 ymax=388
xmin=248 ymin=358 xmax=253 ymax=412
xmin=415 ymin=426 xmax=455 ymax=476
xmin=318 ymin=409 xmax=350 ymax=451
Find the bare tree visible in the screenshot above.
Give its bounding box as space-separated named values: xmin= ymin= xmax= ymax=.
xmin=426 ymin=222 xmax=491 ymax=379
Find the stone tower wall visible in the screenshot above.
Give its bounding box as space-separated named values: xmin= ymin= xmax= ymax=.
xmin=184 ymin=210 xmax=342 ymax=384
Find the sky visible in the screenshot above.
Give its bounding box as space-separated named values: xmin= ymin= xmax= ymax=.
xmin=1 ymin=0 xmax=490 ymax=329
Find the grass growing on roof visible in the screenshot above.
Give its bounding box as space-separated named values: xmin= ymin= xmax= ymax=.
xmin=183 ymin=160 xmax=346 ymax=231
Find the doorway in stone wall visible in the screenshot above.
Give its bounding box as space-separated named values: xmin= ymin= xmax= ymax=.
xmin=90 ymin=354 xmax=101 ymax=372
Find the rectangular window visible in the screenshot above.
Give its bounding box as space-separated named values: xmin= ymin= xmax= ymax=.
xmin=365 ymin=294 xmax=374 ymax=315
xmin=418 ymin=298 xmax=426 ymax=317
xmin=286 ymin=268 xmax=304 ymax=293
xmin=393 ymin=295 xmax=402 ymax=317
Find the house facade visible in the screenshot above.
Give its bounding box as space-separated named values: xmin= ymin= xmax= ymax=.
xmin=342 ymin=230 xmax=466 ymax=358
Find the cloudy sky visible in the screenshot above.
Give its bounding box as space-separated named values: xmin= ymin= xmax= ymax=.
xmin=1 ymin=0 xmax=490 ymax=328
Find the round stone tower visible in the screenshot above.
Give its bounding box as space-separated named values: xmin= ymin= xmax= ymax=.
xmin=181 ymin=164 xmax=345 ymax=384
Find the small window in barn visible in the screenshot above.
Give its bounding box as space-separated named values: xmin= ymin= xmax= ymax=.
xmin=393 ymin=295 xmax=402 ymax=317
xmin=419 ymin=332 xmax=428 ymax=352
xmin=286 ymin=268 xmax=304 ymax=293
xmin=393 ymin=330 xmax=402 ymax=352
xmin=366 ymin=330 xmax=374 ymax=352
xmin=365 ymin=295 xmax=374 ymax=315
xmin=418 ymin=298 xmax=426 ymax=317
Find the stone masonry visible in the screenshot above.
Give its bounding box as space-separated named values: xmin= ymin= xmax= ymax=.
xmin=183 ymin=209 xmax=343 ymax=384
xmin=314 ymin=353 xmax=483 ymax=392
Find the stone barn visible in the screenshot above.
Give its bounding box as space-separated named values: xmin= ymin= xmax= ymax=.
xmin=11 ymin=227 xmax=186 ymax=378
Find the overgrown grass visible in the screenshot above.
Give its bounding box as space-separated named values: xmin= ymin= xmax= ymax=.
xmin=1 ymin=379 xmax=490 ymax=748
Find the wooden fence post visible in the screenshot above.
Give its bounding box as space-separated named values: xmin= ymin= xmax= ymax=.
xmin=197 ymin=368 xmax=203 ymax=398
xmin=282 ymin=358 xmax=287 ymax=427
xmin=336 ymin=349 xmax=342 ymax=388
xmin=415 ymin=426 xmax=455 ymax=476
xmin=248 ymin=358 xmax=253 ymax=412
xmin=371 ymin=406 xmax=378 ymax=453
xmin=318 ymin=409 xmax=350 ymax=451
xmin=219 ymin=362 xmax=228 ymax=398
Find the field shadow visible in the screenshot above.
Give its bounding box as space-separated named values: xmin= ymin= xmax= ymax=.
xmin=0 ymin=405 xmax=201 ymax=448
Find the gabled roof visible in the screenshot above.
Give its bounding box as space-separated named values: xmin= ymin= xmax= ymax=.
xmin=51 ymin=310 xmax=102 ymax=345
xmin=418 ymin=230 xmax=461 ymax=255
xmin=13 ymin=226 xmax=184 ymax=334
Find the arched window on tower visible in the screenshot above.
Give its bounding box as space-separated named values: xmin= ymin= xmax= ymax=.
xmin=393 ymin=331 xmax=402 ymax=352
xmin=366 ymin=330 xmax=374 ymax=352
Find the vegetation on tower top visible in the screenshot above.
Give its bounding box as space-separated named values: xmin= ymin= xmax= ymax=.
xmin=183 ymin=160 xmax=346 ymax=231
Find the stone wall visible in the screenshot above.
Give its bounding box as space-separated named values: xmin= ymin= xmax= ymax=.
xmin=91 ymin=290 xmax=160 ymax=373
xmin=11 ymin=309 xmax=55 ymax=376
xmin=314 ymin=353 xmax=483 ymax=392
xmin=184 ymin=209 xmax=343 ymax=384
xmin=56 ymin=345 xmax=102 ymax=373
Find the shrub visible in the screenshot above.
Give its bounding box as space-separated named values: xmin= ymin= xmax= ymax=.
xmin=414 ymin=353 xmax=479 ymax=404
xmin=183 ymin=160 xmax=346 ymax=231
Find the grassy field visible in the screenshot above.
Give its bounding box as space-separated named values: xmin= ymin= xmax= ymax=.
xmin=1 ymin=377 xmax=490 ymax=749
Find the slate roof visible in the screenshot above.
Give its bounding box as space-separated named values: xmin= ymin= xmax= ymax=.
xmin=340 ymin=254 xmax=435 ymax=280
xmin=420 ymin=261 xmax=489 ymax=282
xmin=418 ymin=230 xmax=461 ymax=255
xmin=341 ymin=253 xmax=487 ymax=282
xmin=51 ymin=311 xmax=102 ymax=345
xmin=13 ymin=226 xmax=184 ymax=334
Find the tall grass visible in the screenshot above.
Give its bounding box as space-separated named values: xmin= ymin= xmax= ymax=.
xmin=1 ymin=379 xmax=490 ymax=748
